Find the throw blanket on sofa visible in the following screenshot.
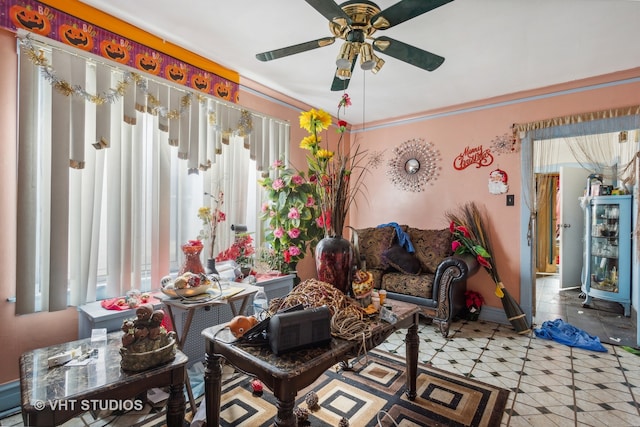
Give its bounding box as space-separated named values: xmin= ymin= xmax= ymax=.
xmin=377 ymin=222 xmax=415 ymax=253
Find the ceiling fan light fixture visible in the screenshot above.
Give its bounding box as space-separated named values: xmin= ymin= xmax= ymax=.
xmin=336 ymin=68 xmax=352 ymax=80
xmin=336 ymin=41 xmax=356 ymax=69
xmin=371 ymin=57 xmax=385 ymax=74
xmin=359 ymin=43 xmax=376 ymax=70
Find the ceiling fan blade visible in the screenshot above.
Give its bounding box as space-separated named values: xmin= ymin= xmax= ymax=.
xmin=330 ymin=55 xmax=358 ymax=92
xmin=256 ymin=37 xmax=335 ymax=61
xmin=305 ymin=0 xmax=352 ymax=25
xmin=372 ymin=36 xmax=444 ymax=71
xmin=371 ymin=0 xmax=454 ymax=30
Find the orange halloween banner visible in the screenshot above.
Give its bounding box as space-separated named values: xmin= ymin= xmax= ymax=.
xmin=1 ymin=0 xmax=239 ymax=102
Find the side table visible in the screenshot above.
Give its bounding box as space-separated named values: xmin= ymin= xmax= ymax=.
xmin=19 ymin=331 xmax=187 ymax=427
xmin=161 ymin=282 xmax=259 ymax=413
xmin=202 ymin=299 xmax=420 ymax=427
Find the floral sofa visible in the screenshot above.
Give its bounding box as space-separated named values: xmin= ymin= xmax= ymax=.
xmin=353 ymin=224 xmax=480 ymax=337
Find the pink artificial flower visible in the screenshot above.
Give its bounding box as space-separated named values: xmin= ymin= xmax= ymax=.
xmin=288 ymin=246 xmax=302 ymax=257
xmin=287 ymin=207 xmax=300 ymax=220
xmin=272 ymin=160 xmax=284 ymax=168
xmin=292 ymin=175 xmax=304 ymax=185
xmin=261 ymin=202 xmax=269 ymax=212
xmin=452 ymin=241 xmax=462 ymax=252
xmin=288 ymin=228 xmax=301 ymax=239
xmin=338 ymin=93 xmax=351 ymax=108
xmin=272 ymin=178 xmax=285 ymax=191
xmin=305 ymin=196 xmax=315 ymax=207
xmin=273 ymin=227 xmax=284 ymax=239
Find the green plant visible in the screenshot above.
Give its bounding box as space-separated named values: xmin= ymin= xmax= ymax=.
xmin=258 ymin=160 xmax=324 ymax=269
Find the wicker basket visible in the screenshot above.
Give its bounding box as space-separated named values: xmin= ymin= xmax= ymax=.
xmin=120 ymin=332 xmax=177 ymax=372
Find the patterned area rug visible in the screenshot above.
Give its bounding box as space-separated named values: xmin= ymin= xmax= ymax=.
xmin=148 ymin=349 xmax=509 ymax=427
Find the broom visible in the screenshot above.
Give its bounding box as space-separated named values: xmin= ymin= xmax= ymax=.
xmin=446 ymin=202 xmax=531 ymax=334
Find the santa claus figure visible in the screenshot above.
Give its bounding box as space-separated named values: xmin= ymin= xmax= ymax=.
xmin=488 ymin=169 xmax=508 ymax=194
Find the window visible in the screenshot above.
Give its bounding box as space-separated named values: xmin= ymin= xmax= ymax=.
xmin=15 ymin=35 xmax=288 ymax=314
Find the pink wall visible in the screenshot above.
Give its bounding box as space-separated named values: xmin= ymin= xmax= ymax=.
xmin=349 ymin=70 xmax=640 ymax=305
xmin=1 ymin=23 xmax=639 ymax=385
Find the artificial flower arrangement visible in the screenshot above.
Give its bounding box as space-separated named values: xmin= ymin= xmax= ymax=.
xmin=197 ymin=191 xmax=226 ymax=260
xmin=446 ymin=202 xmax=530 ymax=333
xmin=300 ymin=93 xmax=369 ymax=238
xmin=258 ymin=160 xmax=324 ymax=272
xmin=216 ymin=233 xmax=256 ymax=270
xmin=464 ymin=290 xmax=484 ymax=320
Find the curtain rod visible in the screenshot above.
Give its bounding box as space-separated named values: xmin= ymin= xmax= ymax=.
xmin=512 ymin=104 xmax=640 ymax=134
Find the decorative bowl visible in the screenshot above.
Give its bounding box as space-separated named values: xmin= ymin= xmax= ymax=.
xmin=120 ymin=332 xmax=177 ymax=372
xmin=161 ymin=283 xmax=211 ymax=298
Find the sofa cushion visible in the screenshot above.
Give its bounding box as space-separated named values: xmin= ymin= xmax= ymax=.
xmin=381 ymin=244 xmax=422 ymax=275
xmin=382 ymin=271 xmax=434 ymax=298
xmin=408 ymin=228 xmax=453 ymax=274
xmin=355 ymin=226 xmax=397 ymax=269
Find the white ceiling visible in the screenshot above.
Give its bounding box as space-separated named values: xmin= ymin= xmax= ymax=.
xmin=78 ymin=0 xmax=640 ymax=125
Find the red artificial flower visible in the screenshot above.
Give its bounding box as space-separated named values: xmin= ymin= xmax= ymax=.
xmin=477 ymin=255 xmax=492 ymax=269
xmin=456 ymin=225 xmax=470 ymax=237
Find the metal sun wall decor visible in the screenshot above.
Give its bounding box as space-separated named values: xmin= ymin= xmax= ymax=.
xmin=387 ymin=138 xmax=441 ymax=192
xmin=490 ymin=132 xmax=520 ymax=155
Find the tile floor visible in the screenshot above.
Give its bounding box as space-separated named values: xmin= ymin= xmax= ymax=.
xmin=3 ymin=279 xmax=640 ymax=427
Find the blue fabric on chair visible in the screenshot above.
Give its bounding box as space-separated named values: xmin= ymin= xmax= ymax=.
xmin=377 ymin=222 xmax=415 ymax=253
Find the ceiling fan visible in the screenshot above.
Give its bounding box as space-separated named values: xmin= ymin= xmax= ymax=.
xmin=256 ymin=0 xmax=453 ymax=91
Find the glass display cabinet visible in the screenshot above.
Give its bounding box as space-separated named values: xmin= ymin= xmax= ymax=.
xmin=581 ymin=195 xmax=632 ymax=316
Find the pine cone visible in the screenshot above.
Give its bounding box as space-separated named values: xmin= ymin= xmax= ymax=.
xmin=293 ymin=406 xmax=310 ymax=422
xmin=305 ymin=391 xmax=319 ymax=409
xmin=339 ymin=417 xmax=350 ymax=427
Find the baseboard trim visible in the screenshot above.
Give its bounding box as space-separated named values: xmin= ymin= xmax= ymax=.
xmin=0 ymin=380 xmax=20 ymax=419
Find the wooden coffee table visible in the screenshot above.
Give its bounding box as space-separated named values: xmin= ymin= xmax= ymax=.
xmin=19 ymin=331 xmax=187 ymax=427
xmin=201 ymin=299 xmax=420 ymax=427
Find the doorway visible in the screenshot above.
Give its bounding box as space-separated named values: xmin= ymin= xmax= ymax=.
xmin=531 ymin=132 xmax=635 ymax=327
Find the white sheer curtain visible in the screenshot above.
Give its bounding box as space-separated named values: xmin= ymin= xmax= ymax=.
xmin=15 ymin=34 xmax=288 ymax=314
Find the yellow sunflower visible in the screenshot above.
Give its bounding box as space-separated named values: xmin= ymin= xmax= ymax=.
xmin=300 ymin=134 xmax=321 ymax=150
xmin=316 ymin=149 xmax=334 ymax=161
xmin=299 ymin=108 xmax=332 ymax=133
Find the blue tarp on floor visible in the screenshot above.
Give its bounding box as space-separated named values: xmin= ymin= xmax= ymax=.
xmin=534 ymin=318 xmax=608 ymax=352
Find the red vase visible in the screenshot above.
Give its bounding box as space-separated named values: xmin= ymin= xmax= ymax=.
xmin=315 ymin=236 xmax=354 ymax=294
xmin=179 ymin=242 xmax=205 ymax=275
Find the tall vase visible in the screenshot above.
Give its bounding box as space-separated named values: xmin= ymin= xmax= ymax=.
xmin=315 ymin=236 xmax=354 ymax=295
xmin=179 ymin=243 xmax=205 ymax=275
